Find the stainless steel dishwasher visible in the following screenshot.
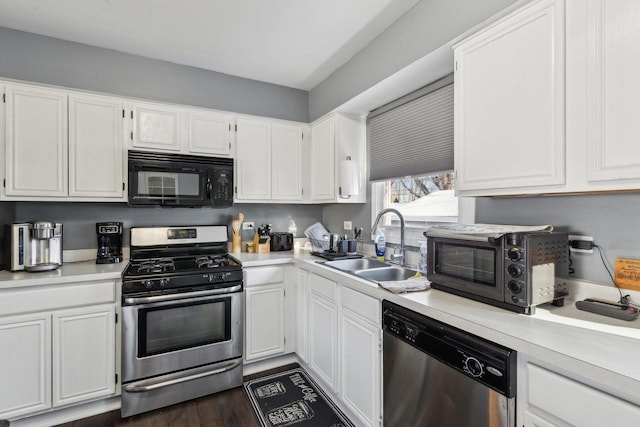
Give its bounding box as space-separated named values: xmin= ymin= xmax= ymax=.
xmin=382 ymin=300 xmax=516 ymax=427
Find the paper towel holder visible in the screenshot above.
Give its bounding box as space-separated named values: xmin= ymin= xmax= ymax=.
xmin=339 ymin=156 xmax=359 ymax=199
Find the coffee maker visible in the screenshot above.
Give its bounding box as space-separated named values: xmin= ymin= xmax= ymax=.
xmin=96 ymin=222 xmax=123 ymax=264
xmin=7 ymin=221 xmax=63 ymax=272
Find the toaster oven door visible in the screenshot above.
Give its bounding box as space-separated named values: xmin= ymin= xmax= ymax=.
xmin=427 ymin=237 xmax=505 ymax=302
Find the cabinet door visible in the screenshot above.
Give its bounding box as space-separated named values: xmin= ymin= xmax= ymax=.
xmin=187 ymin=110 xmax=232 ymax=156
xmin=310 ymin=117 xmax=335 ymax=201
xmin=69 ymin=93 xmax=125 ymax=199
xmin=5 ymin=84 xmax=68 ymax=197
xmin=295 ymin=268 xmax=309 ymax=363
xmin=341 ymin=309 xmax=381 ymax=427
xmin=454 ymin=0 xmax=565 ymax=195
xmin=52 ymin=304 xmax=116 ymax=407
xmin=582 ymin=0 xmax=640 ymax=185
xmin=272 ymin=123 xmax=303 ymax=201
xmin=245 ymin=284 xmax=285 ymax=361
xmin=308 ymin=273 xmax=338 ymax=392
xmin=0 ymin=313 xmax=51 ymax=419
xmin=235 ymin=118 xmax=271 ymax=200
xmin=131 ymin=102 xmax=181 ymax=151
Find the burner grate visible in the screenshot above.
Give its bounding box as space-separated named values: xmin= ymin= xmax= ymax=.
xmin=136 ymin=259 xmax=176 ymax=274
xmin=194 ymin=255 xmax=229 ymax=269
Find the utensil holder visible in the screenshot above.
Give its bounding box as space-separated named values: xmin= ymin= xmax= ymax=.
xmin=253 ymin=233 xmax=270 ymax=254
xmin=231 ymin=234 xmax=242 ymax=253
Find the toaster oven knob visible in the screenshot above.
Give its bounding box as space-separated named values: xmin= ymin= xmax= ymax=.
xmin=507 ymin=265 xmax=522 ymax=278
xmin=508 ymin=280 xmax=523 ymax=294
xmin=507 ymin=247 xmax=522 ymax=261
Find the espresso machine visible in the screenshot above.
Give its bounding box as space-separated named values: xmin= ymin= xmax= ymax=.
xmin=7 ymin=221 xmax=63 ymax=272
xmin=96 ymin=222 xmax=123 ymax=264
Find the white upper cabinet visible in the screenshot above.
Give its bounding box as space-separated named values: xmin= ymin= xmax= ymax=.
xmin=3 ymin=83 xmax=125 ymax=201
xmin=235 ymin=118 xmax=272 ymax=200
xmin=567 ymin=0 xmax=640 ymax=191
xmin=310 ymin=116 xmax=336 ymax=201
xmin=5 ymin=84 xmax=68 ymax=197
xmin=130 ymin=101 xmax=181 ymax=152
xmin=235 ymin=118 xmax=306 ymax=203
xmin=69 ymin=93 xmax=124 ymax=198
xmin=456 ymin=0 xmax=640 ymax=196
xmin=310 ymin=112 xmax=366 ymax=203
xmin=272 ymin=123 xmax=303 ymax=201
xmin=454 ymin=0 xmax=566 ymax=196
xmin=186 ymin=109 xmax=232 ymax=157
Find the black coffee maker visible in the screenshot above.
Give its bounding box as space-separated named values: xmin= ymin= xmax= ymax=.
xmin=96 ymin=222 xmax=123 ymax=264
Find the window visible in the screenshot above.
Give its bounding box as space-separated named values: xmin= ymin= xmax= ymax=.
xmin=372 ymin=172 xmax=471 ymax=247
xmin=367 ymin=75 xmax=475 ymax=246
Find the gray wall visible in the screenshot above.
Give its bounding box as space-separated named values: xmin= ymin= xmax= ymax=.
xmin=0 ymin=27 xmax=308 ymax=122
xmin=15 ymin=203 xmax=323 ymax=250
xmin=476 ymin=194 xmax=640 ymax=285
xmin=308 ymin=0 xmax=517 ymax=120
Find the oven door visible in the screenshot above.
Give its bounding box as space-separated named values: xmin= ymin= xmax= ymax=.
xmin=427 ymin=237 xmax=505 ymax=302
xmin=122 ymin=285 xmax=243 ymax=382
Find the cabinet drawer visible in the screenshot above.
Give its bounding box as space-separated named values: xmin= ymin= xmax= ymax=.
xmin=244 ymin=266 xmax=284 ymax=287
xmin=527 ymin=363 xmax=640 ymax=426
xmin=0 ymin=281 xmax=116 ymax=316
xmin=341 ymin=286 xmax=379 ymax=326
xmin=309 ymin=273 xmax=337 ymax=301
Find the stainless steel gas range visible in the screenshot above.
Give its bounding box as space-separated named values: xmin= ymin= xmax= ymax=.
xmin=120 ymin=225 xmax=243 ymax=418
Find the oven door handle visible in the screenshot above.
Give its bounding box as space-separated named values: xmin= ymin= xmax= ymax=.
xmin=123 ymin=359 xmax=242 ymax=393
xmin=123 ymin=284 xmax=242 ymax=305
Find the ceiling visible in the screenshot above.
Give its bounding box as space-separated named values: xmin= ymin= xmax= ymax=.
xmin=0 ymin=0 xmax=420 ymax=91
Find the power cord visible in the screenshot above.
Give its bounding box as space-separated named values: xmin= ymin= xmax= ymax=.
xmin=592 ymin=244 xmax=639 ymax=308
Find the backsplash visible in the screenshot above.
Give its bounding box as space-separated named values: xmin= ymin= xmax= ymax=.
xmin=12 ymin=202 xmax=323 ymax=250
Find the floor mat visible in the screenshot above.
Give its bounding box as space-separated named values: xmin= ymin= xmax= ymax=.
xmin=244 ymin=367 xmax=354 ymax=427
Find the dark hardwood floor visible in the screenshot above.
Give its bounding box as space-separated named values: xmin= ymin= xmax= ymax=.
xmin=55 ymin=363 xmax=299 ymax=427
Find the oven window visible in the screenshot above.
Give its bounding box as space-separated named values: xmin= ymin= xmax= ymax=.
xmin=136 ymin=171 xmax=201 ymax=198
xmin=435 ymin=242 xmax=496 ymax=286
xmin=138 ymin=297 xmax=231 ymax=357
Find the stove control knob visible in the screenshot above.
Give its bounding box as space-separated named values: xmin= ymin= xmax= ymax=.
xmin=142 ymin=280 xmax=153 ymax=289
xmin=222 ymin=272 xmax=231 ymax=280
xmin=464 ymin=357 xmax=483 ymax=378
xmin=206 ymin=273 xmax=215 ymax=282
xmin=159 ymin=278 xmax=168 ymax=287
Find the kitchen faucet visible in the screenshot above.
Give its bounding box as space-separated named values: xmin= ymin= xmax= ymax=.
xmin=371 ymin=208 xmax=405 ymax=266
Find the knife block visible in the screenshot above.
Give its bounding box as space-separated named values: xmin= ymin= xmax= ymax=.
xmin=253 ymin=233 xmax=270 ymax=254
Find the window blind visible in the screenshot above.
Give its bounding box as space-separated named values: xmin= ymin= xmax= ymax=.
xmin=368 ymin=74 xmax=454 ymax=181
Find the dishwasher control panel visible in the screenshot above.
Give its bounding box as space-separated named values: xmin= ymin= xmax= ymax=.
xmin=382 ymin=300 xmax=517 ymax=398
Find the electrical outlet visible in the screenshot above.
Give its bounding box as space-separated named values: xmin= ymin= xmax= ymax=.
xmin=569 ymin=235 xmax=594 ymax=253
xmin=242 ymin=222 xmax=255 ymax=230
xmin=343 ymin=221 xmax=352 ymax=231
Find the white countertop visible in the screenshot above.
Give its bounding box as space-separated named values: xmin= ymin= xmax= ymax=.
xmin=0 ymin=260 xmax=126 ymax=288
xmin=1 ymin=250 xmax=638 ymax=404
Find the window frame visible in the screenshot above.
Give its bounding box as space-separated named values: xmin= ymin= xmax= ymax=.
xmin=370 ymin=174 xmax=475 ymax=248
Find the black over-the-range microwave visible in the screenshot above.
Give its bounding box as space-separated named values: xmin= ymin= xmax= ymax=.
xmin=127 ymin=150 xmax=234 ymax=208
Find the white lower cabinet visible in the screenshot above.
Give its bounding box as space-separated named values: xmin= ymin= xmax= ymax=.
xmin=0 ymin=280 xmax=117 ymax=421
xmin=308 ymin=273 xmax=339 ymax=392
xmin=305 ymin=270 xmax=382 ymax=427
xmin=295 ymin=268 xmax=309 ymax=363
xmin=518 ymin=355 xmax=640 ymax=427
xmin=52 ymin=305 xmax=116 ymax=407
xmin=340 ymin=287 xmax=381 ymax=427
xmin=244 ymin=265 xmax=287 ymax=362
xmin=0 ymin=313 xmax=52 ymax=419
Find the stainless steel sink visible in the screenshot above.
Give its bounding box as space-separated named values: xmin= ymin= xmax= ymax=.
xmin=353 ymin=267 xmax=418 ymax=283
xmin=323 ymin=258 xmax=389 ymax=272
